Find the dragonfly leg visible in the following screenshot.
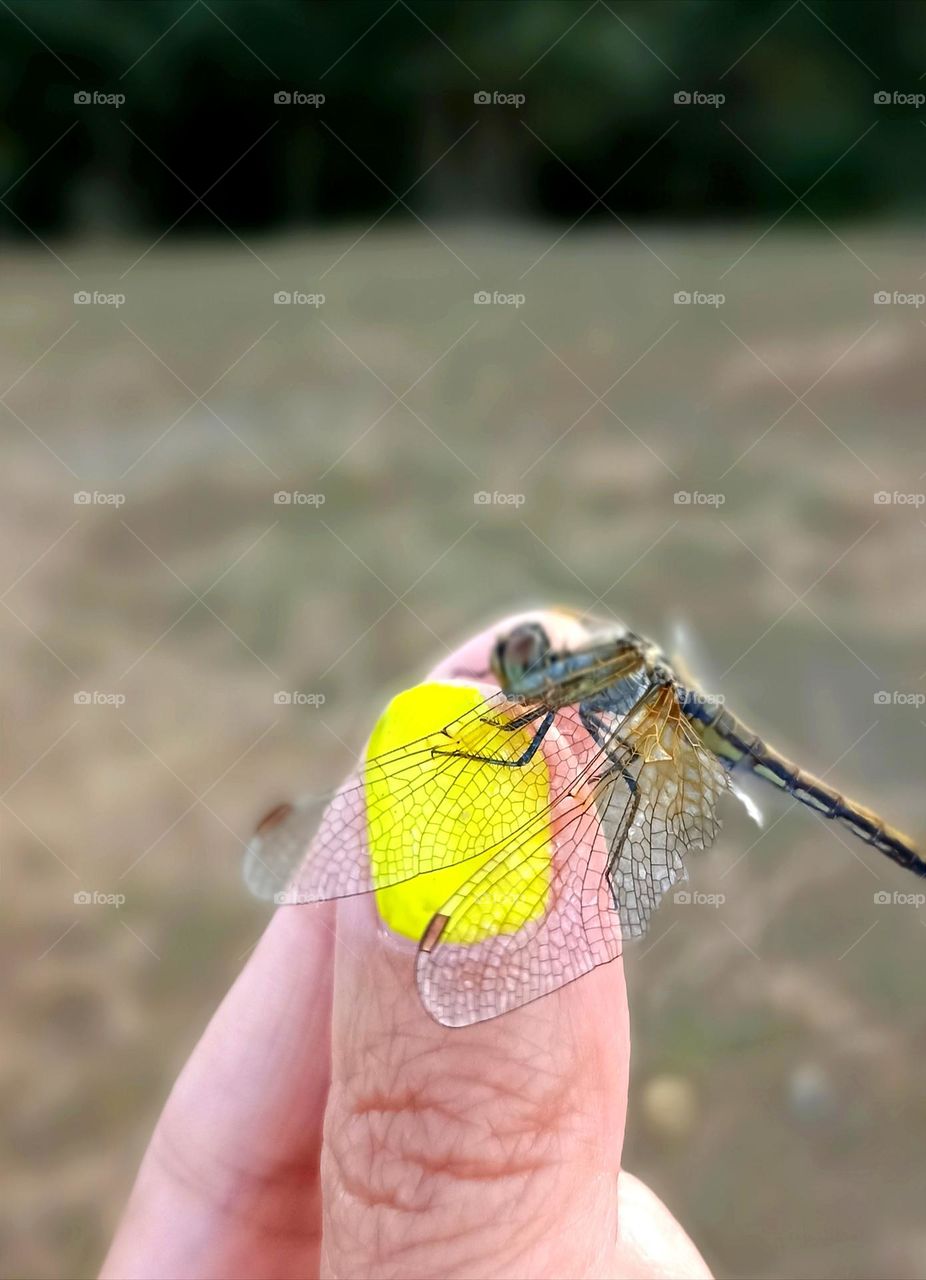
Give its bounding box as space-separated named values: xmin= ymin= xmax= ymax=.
xmin=432 ymin=709 xmax=554 ymax=768
xmin=580 ymin=709 xmax=639 ymax=794
xmin=478 ymin=707 xmax=546 ymax=731
xmin=605 ymin=787 xmax=642 ymax=909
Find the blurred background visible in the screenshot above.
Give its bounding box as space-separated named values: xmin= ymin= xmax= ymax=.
xmin=3 ymin=2 xmax=926 ymax=1277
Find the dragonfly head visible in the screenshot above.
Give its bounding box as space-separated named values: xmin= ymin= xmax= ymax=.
xmin=491 ymin=621 xmax=553 ymax=689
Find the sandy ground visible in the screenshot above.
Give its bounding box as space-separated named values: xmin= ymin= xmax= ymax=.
xmin=2 ymin=224 xmax=925 ymax=1279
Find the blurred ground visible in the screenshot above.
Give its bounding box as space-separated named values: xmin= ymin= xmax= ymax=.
xmin=2 ymin=225 xmax=925 ymax=1279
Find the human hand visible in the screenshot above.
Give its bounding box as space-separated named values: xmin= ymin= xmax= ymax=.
xmin=101 ymin=613 xmax=712 ymax=1280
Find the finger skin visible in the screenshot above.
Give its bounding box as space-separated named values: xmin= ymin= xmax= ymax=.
xmin=322 ymin=900 xmax=630 ymax=1279
xmin=101 ymin=904 xmax=335 ymax=1280
xmin=320 ymin=611 xmax=635 ymax=1279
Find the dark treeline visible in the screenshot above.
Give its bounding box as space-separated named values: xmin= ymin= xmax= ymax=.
xmin=2 ymin=0 xmax=925 ymax=237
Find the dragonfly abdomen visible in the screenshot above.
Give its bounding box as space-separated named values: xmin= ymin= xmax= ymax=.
xmin=680 ymin=687 xmax=926 ymax=878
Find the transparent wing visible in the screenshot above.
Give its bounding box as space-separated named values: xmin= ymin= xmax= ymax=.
xmin=244 ymin=794 xmax=340 ymax=901
xmin=670 ymin=617 xmax=764 ymax=829
xmin=416 ymin=683 xmax=729 ymax=1026
xmin=605 ymin=684 xmax=728 ymax=939
xmin=243 ymin=686 xmax=607 ymax=905
xmin=416 ymin=775 xmax=631 ymax=1026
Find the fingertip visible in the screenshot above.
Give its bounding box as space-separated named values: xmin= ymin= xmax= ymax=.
xmin=320 ymin=610 xmax=634 ymax=1274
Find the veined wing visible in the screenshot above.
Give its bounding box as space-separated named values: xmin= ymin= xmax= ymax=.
xmin=243 ymin=681 xmax=618 ymax=906
xmin=604 ymin=683 xmax=728 ymax=939
xmin=670 ymin=618 xmax=764 ymax=830
xmin=416 ymin=683 xmax=729 ymax=1026
xmin=416 ymin=778 xmax=625 ymax=1026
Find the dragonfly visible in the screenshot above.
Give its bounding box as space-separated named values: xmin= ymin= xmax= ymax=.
xmin=244 ymin=618 xmax=925 ymax=1027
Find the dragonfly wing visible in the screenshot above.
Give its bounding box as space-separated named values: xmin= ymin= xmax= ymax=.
xmin=244 ymin=685 xmax=600 ymax=906
xmin=670 ymin=618 xmax=764 ymax=828
xmin=416 ymin=682 xmax=730 ymax=1026
xmin=607 ymin=683 xmax=729 ymax=938
xmin=244 ymin=793 xmax=340 ymax=901
xmin=416 ymin=775 xmax=630 ymax=1027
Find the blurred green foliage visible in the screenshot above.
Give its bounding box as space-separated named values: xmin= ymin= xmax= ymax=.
xmin=1 ymin=0 xmax=925 ymax=234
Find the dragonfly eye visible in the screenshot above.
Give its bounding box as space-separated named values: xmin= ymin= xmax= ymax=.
xmin=491 ymin=622 xmax=553 ymax=687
